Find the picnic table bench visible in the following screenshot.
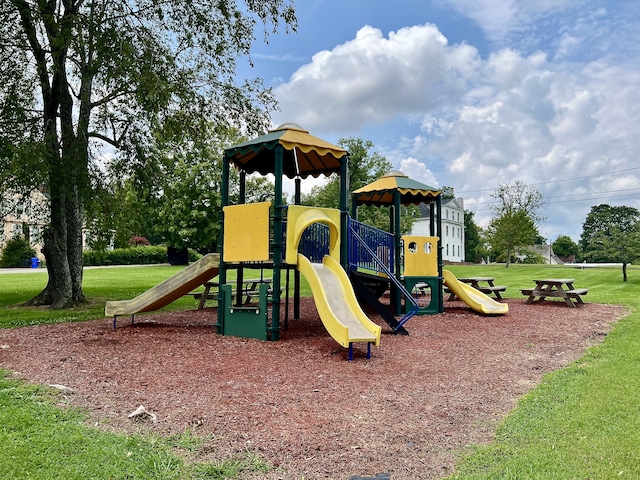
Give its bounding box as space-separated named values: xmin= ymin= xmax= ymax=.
xmin=190 ymin=277 xmax=272 ymax=309
xmin=445 ymin=277 xmax=507 ymax=300
xmin=521 ymin=278 xmax=587 ymax=307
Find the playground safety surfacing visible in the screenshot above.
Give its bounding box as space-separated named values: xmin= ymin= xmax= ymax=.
xmin=0 ymin=299 xmax=623 ymax=479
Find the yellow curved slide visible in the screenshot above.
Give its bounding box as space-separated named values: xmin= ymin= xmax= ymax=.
xmin=297 ymin=253 xmax=381 ymax=348
xmin=105 ymin=253 xmax=220 ymax=317
xmin=442 ymin=269 xmax=508 ymax=315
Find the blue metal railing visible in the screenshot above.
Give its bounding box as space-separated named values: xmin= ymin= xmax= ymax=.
xmin=348 ymin=219 xmax=394 ymax=274
xmin=348 ymin=219 xmax=419 ymax=331
xmin=298 ymin=222 xmax=330 ymax=263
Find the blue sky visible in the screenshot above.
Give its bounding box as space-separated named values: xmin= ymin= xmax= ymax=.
xmin=240 ymin=0 xmax=640 ymax=243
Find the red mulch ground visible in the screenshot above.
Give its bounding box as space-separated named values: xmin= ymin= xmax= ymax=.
xmin=0 ymin=297 xmax=625 ymax=479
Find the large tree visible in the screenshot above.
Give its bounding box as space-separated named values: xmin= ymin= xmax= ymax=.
xmin=580 ymin=204 xmax=640 ymax=281
xmin=1 ymin=0 xmax=296 ymax=308
xmin=552 ymin=234 xmax=579 ymax=260
xmin=487 ymin=180 xmax=544 ymax=267
xmin=300 ymin=137 xmax=420 ymax=233
xmin=463 ymin=210 xmax=482 ymax=262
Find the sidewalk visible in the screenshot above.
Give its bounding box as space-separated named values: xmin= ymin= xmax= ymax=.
xmin=0 ymin=267 xmax=48 ymax=274
xmin=0 ymin=264 xmax=171 ymax=274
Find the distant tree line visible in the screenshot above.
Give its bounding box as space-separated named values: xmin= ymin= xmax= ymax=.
xmin=463 ymin=200 xmax=640 ymax=281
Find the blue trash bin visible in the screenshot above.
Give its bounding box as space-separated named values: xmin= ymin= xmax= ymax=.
xmin=30 ymin=257 xmax=39 ymax=268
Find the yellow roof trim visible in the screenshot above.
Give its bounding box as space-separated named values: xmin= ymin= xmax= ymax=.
xmin=279 ymin=129 xmax=347 ymax=159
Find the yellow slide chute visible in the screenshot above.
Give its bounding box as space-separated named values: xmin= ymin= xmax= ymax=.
xmin=298 ymin=253 xmax=381 ymax=348
xmin=286 ymin=205 xmax=381 ymax=351
xmin=442 ymin=269 xmax=508 ymax=315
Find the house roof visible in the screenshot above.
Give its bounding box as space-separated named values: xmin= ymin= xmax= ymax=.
xmin=521 ymin=245 xmax=563 ymax=264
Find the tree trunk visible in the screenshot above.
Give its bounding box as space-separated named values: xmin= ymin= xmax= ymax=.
xmin=24 ymin=188 xmax=74 ymax=308
xmin=623 ymin=262 xmax=628 ymax=282
xmin=66 ymin=185 xmax=86 ymax=303
xmin=25 ymin=179 xmax=86 ymax=308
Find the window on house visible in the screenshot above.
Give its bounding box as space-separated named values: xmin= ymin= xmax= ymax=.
xmin=10 ymin=223 xmax=22 ymax=238
xmin=446 ymin=244 xmax=449 ymax=255
xmin=30 ymin=225 xmax=42 ymax=244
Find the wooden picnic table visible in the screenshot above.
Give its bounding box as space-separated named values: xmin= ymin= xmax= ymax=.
xmin=446 ymin=276 xmax=507 ymax=300
xmin=191 ymin=277 xmax=272 ymax=309
xmin=521 ymin=278 xmax=587 ymax=307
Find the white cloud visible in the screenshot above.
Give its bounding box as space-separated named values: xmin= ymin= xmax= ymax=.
xmin=399 ymin=157 xmax=439 ymax=188
xmin=253 ymin=52 xmax=308 ymax=62
xmin=268 ymin=4 xmax=640 ymax=241
xmin=272 ymin=23 xmax=480 ymax=134
xmin=439 ymin=0 xmax=581 ymax=42
xmin=418 ymin=49 xmax=640 ymax=241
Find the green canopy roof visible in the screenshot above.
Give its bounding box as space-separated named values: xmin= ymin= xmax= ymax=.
xmin=224 ymin=123 xmax=348 ymax=179
xmin=352 ymin=170 xmax=441 ymax=206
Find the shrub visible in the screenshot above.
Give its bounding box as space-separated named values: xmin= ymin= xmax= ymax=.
xmin=83 ymin=246 xmax=168 ymax=266
xmin=83 ymin=246 xmax=202 ymax=266
xmin=0 ymin=237 xmax=37 ymax=268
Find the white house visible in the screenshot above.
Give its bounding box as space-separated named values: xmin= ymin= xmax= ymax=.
xmin=411 ymin=197 xmax=465 ymax=263
xmin=2 ymin=188 xmax=118 ymax=260
xmin=518 ymin=244 xmax=564 ymax=264
xmin=0 ymin=190 xmax=49 ymax=259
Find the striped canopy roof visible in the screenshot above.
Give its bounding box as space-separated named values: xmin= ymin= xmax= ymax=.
xmin=224 ymin=123 xmax=348 ymax=179
xmin=352 ymin=170 xmax=441 ymax=206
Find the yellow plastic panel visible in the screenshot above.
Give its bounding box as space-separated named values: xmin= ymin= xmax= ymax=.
xmin=402 ymin=235 xmax=439 ymax=277
xmin=223 ymin=202 xmax=271 ymax=262
xmin=285 ymin=205 xmax=341 ymax=265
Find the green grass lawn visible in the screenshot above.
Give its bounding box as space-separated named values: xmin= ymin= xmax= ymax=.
xmin=0 ymin=266 xmax=195 ymax=328
xmin=0 ymin=265 xmax=291 ymax=328
xmin=445 ymin=263 xmax=640 ymax=479
xmin=1 ymin=262 xmax=639 ymax=478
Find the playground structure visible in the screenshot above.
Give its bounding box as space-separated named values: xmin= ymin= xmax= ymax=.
xmin=105 ymin=123 xmax=507 ymax=358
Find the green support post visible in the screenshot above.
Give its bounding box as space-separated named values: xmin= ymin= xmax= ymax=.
xmin=339 ymin=154 xmax=349 ymax=269
xmin=294 ymin=177 xmax=301 ymax=320
xmin=436 ymin=195 xmax=444 ymax=313
xmin=393 ymin=191 xmax=402 ymax=315
xmin=269 ymin=145 xmax=284 ymax=340
xmin=217 ymin=156 xmax=230 ymax=334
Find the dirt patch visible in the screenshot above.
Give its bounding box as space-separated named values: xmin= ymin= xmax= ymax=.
xmin=0 ymin=298 xmax=625 ymax=479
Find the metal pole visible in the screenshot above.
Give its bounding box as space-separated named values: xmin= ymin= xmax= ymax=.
xmin=339 ymin=154 xmax=349 ymax=269
xmin=436 ymin=195 xmax=444 ymax=313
